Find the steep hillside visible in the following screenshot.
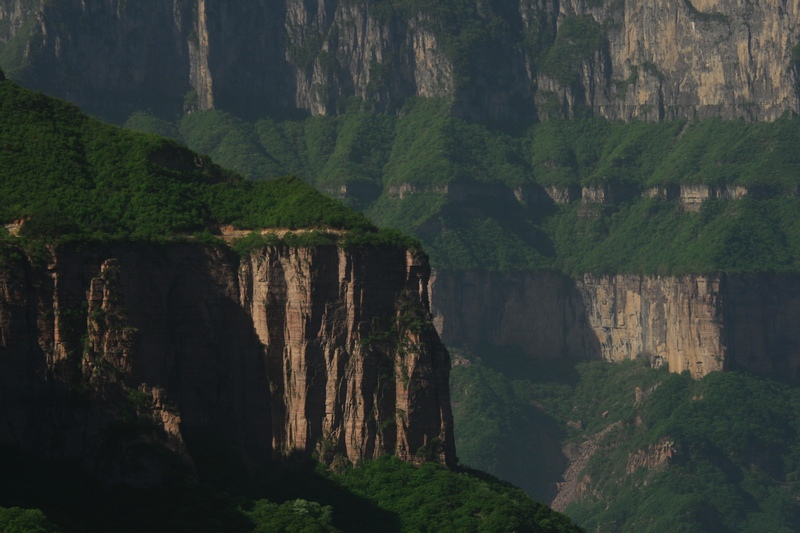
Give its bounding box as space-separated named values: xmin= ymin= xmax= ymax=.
xmin=2 ymin=0 xmax=799 ymax=123
xmin=451 ymin=355 xmax=800 ymax=532
xmin=133 ymin=105 xmax=800 ymax=274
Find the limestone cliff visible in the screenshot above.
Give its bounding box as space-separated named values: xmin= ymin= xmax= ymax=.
xmin=2 ymin=0 xmax=797 ymax=122
xmin=431 ymin=270 xmax=800 ymax=380
xmin=0 ymin=241 xmax=454 ymax=485
xmin=546 ymin=0 xmax=800 ymax=121
xmin=239 ymin=245 xmax=453 ymax=465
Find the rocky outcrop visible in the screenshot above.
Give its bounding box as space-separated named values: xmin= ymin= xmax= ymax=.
xmin=551 ymin=422 xmax=623 ymax=512
xmin=626 ymin=437 xmax=676 ymax=474
xmin=430 ymin=270 xmax=602 ymax=362
xmin=0 ymin=0 xmax=453 ymax=121
xmin=0 ymin=241 xmax=454 ymax=486
xmin=581 ymin=184 xmax=637 ymax=205
xmin=431 ymin=270 xmax=800 ymax=381
xmin=578 ymin=274 xmax=725 ymax=377
xmin=680 ymin=184 xmax=749 ymax=211
xmin=536 ymin=0 xmax=800 ymax=121
xmin=2 ymin=0 xmax=798 ymax=122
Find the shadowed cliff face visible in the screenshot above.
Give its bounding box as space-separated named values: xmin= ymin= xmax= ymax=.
xmin=431 ymin=270 xmax=800 ymax=381
xmin=1 ymin=0 xmax=797 ymax=122
xmin=0 ymin=241 xmax=454 ymax=485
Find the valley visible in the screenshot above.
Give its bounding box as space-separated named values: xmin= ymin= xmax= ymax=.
xmin=4 ymin=0 xmax=800 ymax=531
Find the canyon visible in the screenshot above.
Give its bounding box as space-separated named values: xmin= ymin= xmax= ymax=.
xmin=0 ymin=240 xmax=455 ymax=485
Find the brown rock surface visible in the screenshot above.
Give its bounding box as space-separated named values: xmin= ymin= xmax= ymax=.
xmin=626 ymin=437 xmax=676 ymax=474
xmin=432 ymin=270 xmax=800 ymax=381
xmin=239 ymin=245 xmax=454 ymax=466
xmin=0 ymin=240 xmax=454 ymax=485
xmin=2 ymin=0 xmax=799 ymax=122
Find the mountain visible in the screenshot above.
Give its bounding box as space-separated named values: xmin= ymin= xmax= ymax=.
xmin=6 ymin=1 xmax=800 ymax=530
xmin=0 ymin=68 xmax=586 ymax=533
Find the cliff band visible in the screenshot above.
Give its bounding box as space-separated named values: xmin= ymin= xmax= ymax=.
xmin=432 ymin=270 xmax=800 ymax=380
xmin=1 ymin=0 xmax=797 ymax=122
xmin=0 ymin=241 xmax=455 ymax=485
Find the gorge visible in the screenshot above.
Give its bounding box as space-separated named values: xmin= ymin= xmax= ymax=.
xmin=5 ymin=1 xmax=800 ymax=530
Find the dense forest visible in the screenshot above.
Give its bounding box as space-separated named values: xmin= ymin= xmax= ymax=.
xmin=451 ymin=354 xmax=800 ymax=532
xmin=0 ymin=78 xmax=423 ymax=251
xmin=125 ymin=101 xmax=800 ymax=274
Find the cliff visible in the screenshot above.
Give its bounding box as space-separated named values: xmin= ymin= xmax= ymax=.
xmin=432 ymin=270 xmax=800 ymax=380
xmin=2 ymin=0 xmax=797 ymax=122
xmin=0 ymin=240 xmax=455 ymax=486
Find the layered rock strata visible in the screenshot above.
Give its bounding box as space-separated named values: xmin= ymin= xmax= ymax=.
xmin=1 ymin=0 xmax=798 ymax=122
xmin=431 ymin=270 xmax=800 ymax=380
xmin=0 ymin=241 xmax=454 ymax=485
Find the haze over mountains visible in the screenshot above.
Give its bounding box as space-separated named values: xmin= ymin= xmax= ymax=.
xmin=4 ymin=1 xmax=800 ymax=531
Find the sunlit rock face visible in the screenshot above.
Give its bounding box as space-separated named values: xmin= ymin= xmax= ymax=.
xmin=431 ymin=270 xmax=800 ymax=381
xmin=2 ymin=0 xmax=798 ymax=122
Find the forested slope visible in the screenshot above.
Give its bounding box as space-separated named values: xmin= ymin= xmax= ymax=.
xmin=125 ymin=102 xmax=800 ymax=274
xmin=451 ymin=354 xmax=800 ymax=532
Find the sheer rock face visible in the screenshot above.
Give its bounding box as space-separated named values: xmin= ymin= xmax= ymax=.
xmin=431 ymin=270 xmax=800 ymax=381
xmin=2 ymin=0 xmax=798 ymax=122
xmin=239 ymin=246 xmax=454 ymax=466
xmin=535 ymin=0 xmax=800 ymax=121
xmin=0 ymin=242 xmax=454 ymax=485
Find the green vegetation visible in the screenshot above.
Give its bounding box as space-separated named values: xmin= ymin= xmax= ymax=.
xmin=124 ymin=111 xmax=183 ymax=142
xmin=0 ymin=79 xmax=389 ymax=245
xmin=451 ymin=354 xmax=800 ymax=532
xmin=333 ymin=456 xmax=580 ymax=532
xmin=0 ymin=506 xmax=60 ymax=533
xmin=0 ymin=445 xmax=580 ymax=533
xmin=550 ymin=196 xmax=800 ymax=275
xmin=539 ymin=16 xmax=606 ymax=86
xmin=142 ymin=98 xmax=800 ymax=273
